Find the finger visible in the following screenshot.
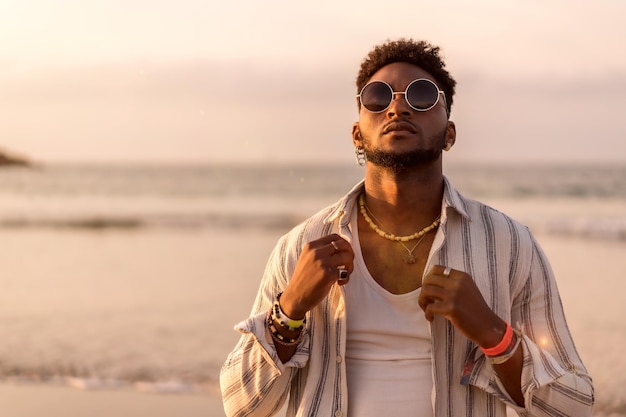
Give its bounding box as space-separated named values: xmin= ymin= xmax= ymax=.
xmin=325 ymin=240 xmax=341 ymax=256
xmin=305 ymin=234 xmax=342 ymax=251
xmin=418 ymin=282 xmax=450 ymax=321
xmin=327 ymin=241 xmax=353 ymax=259
xmin=423 ymin=299 xmax=450 ymax=320
xmin=418 ymin=296 xmax=436 ymax=321
xmin=420 ymin=284 xmax=447 ymax=300
xmin=317 ymin=233 xmax=344 ymax=246
xmin=331 ymin=250 xmax=354 ymax=270
xmin=418 ymin=286 xmax=446 ymax=310
xmin=432 ymin=264 xmax=454 ymax=278
xmin=423 ymin=304 xmax=436 ymax=322
xmin=417 ymin=291 xmax=431 ymax=312
xmin=328 ymin=236 xmax=352 ymax=254
xmin=424 ymin=309 xmax=434 ymax=322
xmin=312 ymin=235 xmax=351 ymax=257
xmin=423 ymin=265 xmax=454 ymax=286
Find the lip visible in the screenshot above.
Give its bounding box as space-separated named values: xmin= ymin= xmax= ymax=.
xmin=382 ymin=121 xmax=417 ymax=134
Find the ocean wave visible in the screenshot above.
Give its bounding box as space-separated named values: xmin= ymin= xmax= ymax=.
xmin=0 ymin=212 xmax=305 ymax=232
xmin=526 ymin=217 xmax=626 ymax=241
xmin=1 ymin=376 xmax=218 ymax=396
xmin=0 ymin=365 xmax=219 ymax=395
xmin=0 ymin=217 xmax=145 ymax=230
xmin=1 ymin=212 xmax=626 ymax=243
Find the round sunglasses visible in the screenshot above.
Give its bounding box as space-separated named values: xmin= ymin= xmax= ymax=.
xmin=356 ymin=78 xmax=446 ymax=113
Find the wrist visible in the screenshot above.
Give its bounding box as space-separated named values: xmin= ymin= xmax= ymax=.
xmin=272 ymin=292 xmax=306 ymax=331
xmin=266 ymin=311 xmax=305 ymax=347
xmin=277 ymin=291 xmax=307 ymax=320
xmin=480 ymin=321 xmax=513 ymax=357
xmin=489 ymin=332 xmax=521 ymax=365
xmin=478 ymin=318 xmax=508 ymax=350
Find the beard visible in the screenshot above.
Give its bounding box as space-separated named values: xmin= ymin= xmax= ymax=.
xmin=362 ymin=127 xmax=447 ymax=172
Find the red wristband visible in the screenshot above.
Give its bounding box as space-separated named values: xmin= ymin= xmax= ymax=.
xmin=481 ymin=321 xmax=513 ymax=357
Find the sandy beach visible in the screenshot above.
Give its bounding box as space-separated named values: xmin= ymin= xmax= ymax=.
xmin=0 ymin=227 xmax=624 ymax=416
xmin=0 ymin=384 xmax=225 ymax=417
xmin=0 ymin=228 xmax=280 ymax=417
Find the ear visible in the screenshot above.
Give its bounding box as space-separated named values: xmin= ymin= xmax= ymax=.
xmin=443 ymin=121 xmax=456 ymax=151
xmin=352 ymin=123 xmax=362 ymax=147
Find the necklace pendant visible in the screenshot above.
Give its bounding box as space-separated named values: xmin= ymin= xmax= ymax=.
xmin=405 ymin=255 xmax=416 ymax=264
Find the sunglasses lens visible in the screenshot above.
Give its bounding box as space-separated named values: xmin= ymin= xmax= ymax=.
xmin=406 ymin=79 xmax=440 ymax=110
xmin=360 ymin=82 xmax=392 ymax=112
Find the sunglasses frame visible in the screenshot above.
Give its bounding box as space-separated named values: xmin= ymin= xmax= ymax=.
xmin=356 ymin=78 xmax=446 ymax=113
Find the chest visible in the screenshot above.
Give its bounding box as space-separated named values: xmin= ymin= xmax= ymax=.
xmin=357 ymin=215 xmax=437 ymax=294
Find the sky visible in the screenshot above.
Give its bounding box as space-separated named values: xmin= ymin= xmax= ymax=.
xmin=1 ymin=0 xmax=626 ymax=164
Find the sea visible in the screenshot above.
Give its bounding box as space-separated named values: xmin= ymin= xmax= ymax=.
xmin=0 ymin=162 xmax=624 ymax=415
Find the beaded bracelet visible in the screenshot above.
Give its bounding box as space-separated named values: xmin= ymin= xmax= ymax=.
xmin=266 ymin=311 xmax=305 ymax=347
xmin=481 ymin=321 xmax=513 ymax=357
xmin=272 ymin=292 xmax=306 ymax=331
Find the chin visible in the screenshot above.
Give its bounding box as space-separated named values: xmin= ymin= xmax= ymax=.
xmin=365 ymin=148 xmax=442 ymax=170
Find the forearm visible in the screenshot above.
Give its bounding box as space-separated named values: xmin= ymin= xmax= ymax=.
xmin=492 ymin=338 xmax=524 ymax=406
xmin=268 ymin=317 xmax=305 ymax=363
xmin=478 ymin=320 xmax=524 ymax=406
xmin=469 ymin=331 xmax=593 ymax=416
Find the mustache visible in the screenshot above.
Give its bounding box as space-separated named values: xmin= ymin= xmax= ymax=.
xmin=382 ymin=120 xmax=417 ymax=134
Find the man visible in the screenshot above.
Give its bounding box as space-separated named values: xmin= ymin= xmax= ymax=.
xmin=220 ymin=38 xmax=594 ymax=417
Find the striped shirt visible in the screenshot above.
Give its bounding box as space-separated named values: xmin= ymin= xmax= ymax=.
xmin=220 ymin=178 xmax=594 ymax=417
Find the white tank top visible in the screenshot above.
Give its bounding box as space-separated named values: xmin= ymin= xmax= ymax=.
xmin=344 ymin=209 xmax=434 ymax=417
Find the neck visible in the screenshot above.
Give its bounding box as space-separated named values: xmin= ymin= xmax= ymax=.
xmin=362 ymin=164 xmax=444 ymax=235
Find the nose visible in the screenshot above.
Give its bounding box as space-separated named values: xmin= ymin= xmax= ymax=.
xmin=386 ymin=92 xmax=412 ymax=117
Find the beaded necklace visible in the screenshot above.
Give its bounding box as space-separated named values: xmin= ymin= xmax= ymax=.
xmin=358 ymin=193 xmax=441 ymax=263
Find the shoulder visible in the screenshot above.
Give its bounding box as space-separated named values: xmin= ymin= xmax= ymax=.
xmin=445 ymin=180 xmax=534 ymax=246
xmin=279 ymin=201 xmax=343 ymax=249
xmin=278 ymin=181 xmax=363 ymax=252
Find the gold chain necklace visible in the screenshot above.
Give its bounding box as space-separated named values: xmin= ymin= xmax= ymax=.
xmin=361 ymin=199 xmax=432 ymax=264
xmin=398 ymin=235 xmax=428 ymax=264
xmin=358 ymin=193 xmax=441 ymax=243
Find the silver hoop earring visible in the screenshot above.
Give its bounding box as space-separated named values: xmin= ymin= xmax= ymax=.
xmin=355 ymin=146 xmax=366 ymax=166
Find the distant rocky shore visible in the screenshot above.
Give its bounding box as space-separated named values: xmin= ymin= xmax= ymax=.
xmin=0 ymin=149 xmax=31 ymax=167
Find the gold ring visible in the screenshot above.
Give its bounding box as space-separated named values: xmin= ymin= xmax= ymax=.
xmin=443 ymin=266 xmax=452 ymax=278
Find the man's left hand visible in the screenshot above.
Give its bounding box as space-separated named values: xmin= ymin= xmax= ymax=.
xmin=418 ymin=265 xmax=507 ymax=348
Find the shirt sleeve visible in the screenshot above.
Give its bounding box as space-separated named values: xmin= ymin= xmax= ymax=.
xmin=220 ymin=232 xmax=311 ymax=417
xmin=469 ymin=235 xmax=594 ymax=416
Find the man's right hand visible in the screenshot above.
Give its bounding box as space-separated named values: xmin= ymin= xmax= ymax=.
xmin=279 ymin=234 xmax=354 ymax=319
